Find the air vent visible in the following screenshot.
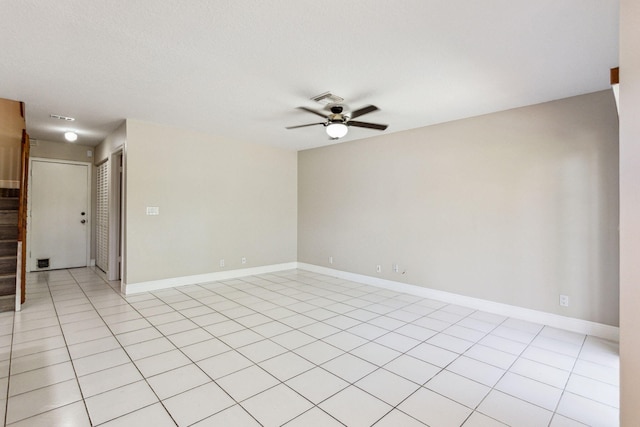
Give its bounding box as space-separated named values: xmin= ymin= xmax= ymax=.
xmin=50 ymin=114 xmax=75 ymax=121
xmin=310 ymin=92 xmax=344 ymax=105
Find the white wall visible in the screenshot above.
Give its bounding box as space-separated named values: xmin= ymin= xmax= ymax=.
xmin=123 ymin=119 xmax=297 ymax=286
xmin=619 ymin=0 xmax=640 ymax=423
xmin=299 ymin=91 xmax=619 ymax=326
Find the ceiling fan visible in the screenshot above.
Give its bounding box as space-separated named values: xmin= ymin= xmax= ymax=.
xmin=286 ymin=104 xmax=388 ymax=139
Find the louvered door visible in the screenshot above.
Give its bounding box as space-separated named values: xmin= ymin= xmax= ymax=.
xmin=96 ymin=160 xmax=109 ymax=273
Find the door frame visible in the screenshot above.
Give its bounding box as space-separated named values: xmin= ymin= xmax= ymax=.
xmin=108 ymin=150 xmax=123 ymax=281
xmin=27 ymin=157 xmax=92 ymax=272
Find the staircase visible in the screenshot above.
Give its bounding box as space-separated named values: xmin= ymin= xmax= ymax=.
xmin=0 ymin=188 xmax=18 ymax=312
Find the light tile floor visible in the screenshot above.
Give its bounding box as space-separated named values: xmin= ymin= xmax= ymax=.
xmin=0 ymin=268 xmax=619 ymax=426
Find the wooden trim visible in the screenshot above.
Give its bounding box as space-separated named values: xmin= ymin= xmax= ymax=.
xmin=18 ymin=130 xmax=30 ymax=304
xmin=611 ymin=67 xmax=619 ymax=85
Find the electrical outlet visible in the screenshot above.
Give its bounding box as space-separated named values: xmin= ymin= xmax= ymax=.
xmin=241 ymin=257 xmax=246 ymax=264
xmin=219 ymin=259 xmax=225 ymax=267
xmin=393 ymin=264 xmax=399 ymax=273
xmin=329 ymin=256 xmax=333 ymax=264
xmin=559 ymin=294 xmax=569 ymax=307
xmin=376 ymin=265 xmax=382 ymax=273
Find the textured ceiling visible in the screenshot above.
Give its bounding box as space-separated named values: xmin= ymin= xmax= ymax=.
xmin=0 ymin=1 xmax=619 ymax=151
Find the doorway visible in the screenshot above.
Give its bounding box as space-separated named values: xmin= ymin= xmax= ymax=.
xmin=28 ymin=159 xmax=91 ymax=271
xmin=110 ymin=151 xmax=123 ymax=281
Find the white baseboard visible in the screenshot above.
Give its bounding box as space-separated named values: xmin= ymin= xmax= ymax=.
xmin=123 ymin=262 xmax=298 ymax=295
xmin=15 ymin=242 xmax=22 ymax=312
xmin=122 ymin=261 xmax=618 ymax=342
xmin=297 ymin=263 xmax=619 ymax=342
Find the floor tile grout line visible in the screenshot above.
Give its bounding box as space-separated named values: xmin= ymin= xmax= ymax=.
xmin=71 ymin=270 xmax=268 ymax=427
xmin=145 ymin=278 xmax=355 ymax=425
xmin=64 ymin=268 xmax=188 ymax=427
xmin=10 ymin=268 xmax=619 ymax=427
xmin=5 ymin=359 xmax=79 ymax=398
xmin=6 ymin=271 xmax=90 ymax=426
xmin=257 ymin=288 xmax=487 ymax=424
xmin=547 ymin=333 xmax=593 ymax=427
xmin=43 ymin=270 xmax=165 ymax=425
xmin=12 ymin=272 xmax=516 ymax=426
xmin=381 ymin=302 xmax=575 ymax=424
xmin=253 ymin=273 xmax=430 ymax=425
xmin=471 ymin=318 xmax=583 ymax=425
xmin=141 ymin=272 xmax=433 ymax=425
xmin=282 ymin=405 xmax=348 ymax=427
xmin=446 ymin=313 xmax=537 ymax=426
xmin=3 ymin=306 xmax=16 ymax=427
xmin=57 ymin=271 xmax=121 ymax=410
xmin=361 ymin=304 xmax=505 ymax=425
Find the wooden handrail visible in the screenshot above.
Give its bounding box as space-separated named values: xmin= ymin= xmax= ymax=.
xmin=18 ymin=128 xmax=29 ymax=304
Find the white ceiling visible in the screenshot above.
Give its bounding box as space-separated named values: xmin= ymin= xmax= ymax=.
xmin=0 ymin=1 xmax=619 ymax=151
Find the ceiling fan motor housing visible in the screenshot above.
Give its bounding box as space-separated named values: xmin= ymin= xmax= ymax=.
xmin=328 ymin=105 xmax=347 ymax=123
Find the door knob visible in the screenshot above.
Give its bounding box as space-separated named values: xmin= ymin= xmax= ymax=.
xmin=81 ymin=219 xmax=86 ymax=224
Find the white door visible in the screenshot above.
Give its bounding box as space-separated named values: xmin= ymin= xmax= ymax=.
xmin=29 ymin=160 xmax=90 ymax=270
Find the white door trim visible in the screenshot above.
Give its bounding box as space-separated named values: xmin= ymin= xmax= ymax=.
xmin=108 ymin=150 xmax=123 ymax=281
xmin=27 ymin=158 xmax=92 ymax=272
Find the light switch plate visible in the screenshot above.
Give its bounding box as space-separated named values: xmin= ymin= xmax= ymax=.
xmin=146 ymin=206 xmax=160 ymax=215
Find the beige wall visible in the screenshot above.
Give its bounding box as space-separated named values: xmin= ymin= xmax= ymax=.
xmin=299 ymin=91 xmax=619 ymax=326
xmin=0 ymin=98 xmax=25 ymax=187
xmin=31 ymin=139 xmax=94 ymax=163
xmin=619 ymin=0 xmax=639 ymax=423
xmin=95 ymin=121 xmax=125 ymax=164
xmin=124 ymin=119 xmax=297 ymax=285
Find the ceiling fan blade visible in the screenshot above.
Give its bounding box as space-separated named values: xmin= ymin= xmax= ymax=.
xmin=286 ymin=122 xmax=325 ymax=129
xmin=349 ymin=105 xmax=379 ymax=119
xmin=297 ymin=106 xmax=328 ymax=119
xmin=347 ymin=120 xmax=388 ymax=131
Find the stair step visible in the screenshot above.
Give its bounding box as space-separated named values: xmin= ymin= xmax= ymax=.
xmin=0 ymin=198 xmax=19 ymax=210
xmin=0 ymin=210 xmax=18 ymax=226
xmin=0 ymin=241 xmax=17 ymax=257
xmin=0 ymin=256 xmax=17 ymax=275
xmin=0 ymin=188 xmax=19 ymax=198
xmin=0 ymin=295 xmax=14 ymax=312
xmin=0 ymin=274 xmax=16 ymax=297
xmin=0 ymin=226 xmax=18 ymax=241
xmin=0 ymin=196 xmax=20 ymax=312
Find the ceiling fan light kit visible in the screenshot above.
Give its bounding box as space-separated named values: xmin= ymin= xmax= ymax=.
xmin=326 ymin=122 xmax=348 ymax=139
xmin=286 ymin=96 xmax=388 ymax=140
